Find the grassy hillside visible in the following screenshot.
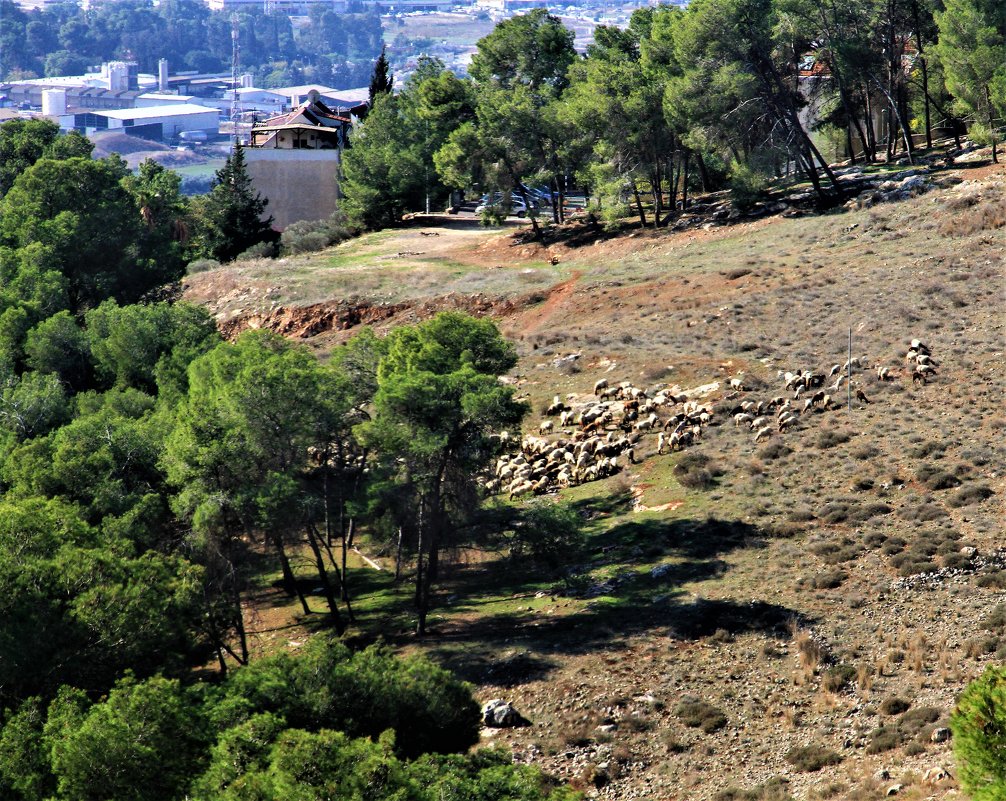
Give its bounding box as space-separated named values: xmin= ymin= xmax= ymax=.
xmin=184 ymin=157 xmax=1005 ymax=800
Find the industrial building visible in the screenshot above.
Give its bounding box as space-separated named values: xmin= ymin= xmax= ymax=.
xmin=70 ymin=103 xmax=220 ymax=141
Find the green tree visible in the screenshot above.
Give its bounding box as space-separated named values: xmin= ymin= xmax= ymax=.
xmin=165 ymin=332 xmax=357 ymax=665
xmin=49 ymin=675 xmax=210 ymax=801
xmin=190 ymin=147 xmax=275 ymax=262
xmin=952 ymin=665 xmax=1006 ymax=799
xmin=0 ymin=156 xmax=162 ymax=311
xmin=935 ymin=0 xmax=1006 ymax=161
xmin=357 ymin=312 xmax=526 ymax=635
xmin=0 ymin=118 xmax=93 ymax=198
xmin=368 ymin=43 xmax=393 ymax=106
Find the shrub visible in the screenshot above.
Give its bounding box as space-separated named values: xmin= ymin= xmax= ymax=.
xmin=186 ymin=258 xmax=220 ymax=275
xmin=822 ymin=664 xmax=856 ymax=692
xmin=237 ymin=239 xmax=278 ymax=259
xmin=817 ymin=430 xmax=850 ymax=450
xmin=759 ymin=442 xmax=791 ymax=461
xmin=949 ymin=484 xmax=994 ymax=508
xmin=674 ymin=454 xmax=720 ymax=490
xmin=675 ymin=699 xmax=727 ymax=733
xmin=880 ymin=697 xmax=911 ymax=716
xmin=977 ymin=571 xmax=1006 ymax=589
xmin=785 ymin=744 xmax=842 ymax=772
xmin=812 ymin=569 xmax=847 ymax=590
xmin=715 ymin=778 xmax=794 ymax=801
xmin=865 ymin=726 xmax=900 ymax=754
xmin=728 ymin=162 xmax=769 ymax=211
xmin=916 ymin=464 xmax=961 ymax=490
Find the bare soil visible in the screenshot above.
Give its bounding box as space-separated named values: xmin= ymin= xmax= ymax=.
xmin=184 ymin=156 xmax=1006 ymax=801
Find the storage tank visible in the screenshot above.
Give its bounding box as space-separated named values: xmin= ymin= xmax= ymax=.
xmin=41 ymin=89 xmax=67 ymax=117
xmin=104 ymin=61 xmax=129 ymax=92
xmin=158 ymin=59 xmax=169 ymax=92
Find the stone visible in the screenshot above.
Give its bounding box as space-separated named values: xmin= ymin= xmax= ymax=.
xmin=960 ymin=546 xmax=977 ymax=558
xmin=931 ymin=726 xmax=952 ymax=743
xmin=482 ymin=699 xmax=526 ymax=728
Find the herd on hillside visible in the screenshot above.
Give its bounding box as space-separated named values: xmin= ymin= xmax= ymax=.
xmin=488 ymin=339 xmax=938 ymax=500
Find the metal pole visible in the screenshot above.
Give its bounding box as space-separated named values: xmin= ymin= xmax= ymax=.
xmin=847 ymin=327 xmax=853 ymax=411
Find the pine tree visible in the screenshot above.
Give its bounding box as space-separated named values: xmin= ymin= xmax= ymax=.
xmin=192 ymin=147 xmax=276 ymax=262
xmin=368 ymin=45 xmax=394 ymax=107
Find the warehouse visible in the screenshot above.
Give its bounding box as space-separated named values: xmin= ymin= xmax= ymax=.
xmin=72 ymin=103 xmax=220 ymax=141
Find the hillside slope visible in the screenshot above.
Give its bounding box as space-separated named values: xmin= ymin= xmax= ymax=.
xmin=184 ymin=159 xmax=1005 ymax=801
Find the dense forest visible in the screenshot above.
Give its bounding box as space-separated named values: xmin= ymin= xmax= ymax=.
xmin=0 ymin=0 xmax=383 ymax=89
xmin=340 ymin=0 xmax=1006 ymax=231
xmin=0 ymin=119 xmax=592 ymax=799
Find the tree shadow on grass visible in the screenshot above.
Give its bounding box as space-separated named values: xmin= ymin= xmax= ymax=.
xmin=418 ymin=492 xmax=807 ymax=682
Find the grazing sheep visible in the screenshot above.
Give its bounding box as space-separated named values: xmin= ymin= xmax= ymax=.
xmin=829 ymin=375 xmax=845 ymax=392
xmin=750 ymin=415 xmax=770 ymax=430
xmin=734 ymin=413 xmax=754 ymax=427
xmin=910 ymin=338 xmax=930 ymax=355
xmin=539 ymin=420 xmax=554 ymax=435
xmin=545 ymin=395 xmax=565 ymax=416
xmin=876 ymin=366 xmax=891 ymax=381
xmin=593 ymin=378 xmax=609 ymax=395
xmin=729 ymin=377 xmax=745 ymax=391
xmin=856 ymin=388 xmax=870 ymax=404
xmin=829 ymin=363 xmax=841 ymax=376
xmin=754 ymin=425 xmax=773 ymax=442
xmin=811 ymin=390 xmax=827 ymax=406
xmin=560 ymin=410 xmax=573 ymax=427
xmin=820 ymin=394 xmax=832 ymax=409
xmin=657 ymin=432 xmax=667 ymax=454
xmin=778 ymin=415 xmax=798 ymax=432
xmin=626 ymin=447 xmax=636 ymax=464
xmin=911 ymin=369 xmax=927 ymax=386
xmin=802 ymin=398 xmax=814 ymax=413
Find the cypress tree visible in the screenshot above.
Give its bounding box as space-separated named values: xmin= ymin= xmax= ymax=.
xmin=368 ymin=45 xmax=394 ymax=107
xmin=194 ymin=147 xmax=276 ymax=262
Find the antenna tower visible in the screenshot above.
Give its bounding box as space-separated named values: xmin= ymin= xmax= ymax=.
xmin=230 ymin=14 xmax=240 ymax=144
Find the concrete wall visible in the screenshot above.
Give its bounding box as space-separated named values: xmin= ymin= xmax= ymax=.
xmin=242 ymin=148 xmax=341 ymax=230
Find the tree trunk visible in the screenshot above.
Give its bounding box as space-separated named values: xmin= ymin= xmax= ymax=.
xmin=695 ymin=152 xmax=710 ymax=192
xmin=275 ymin=537 xmax=311 ymax=615
xmin=305 ymin=524 xmax=345 ymax=634
xmin=415 ymin=503 xmax=426 ymax=636
xmin=341 ymin=517 xmax=353 ymax=601
xmin=394 ymin=525 xmax=404 ymax=581
xmin=631 ymin=179 xmax=647 ymax=227
xmin=652 ymin=164 xmax=662 ymax=228
xmin=681 ymin=149 xmax=690 ymax=211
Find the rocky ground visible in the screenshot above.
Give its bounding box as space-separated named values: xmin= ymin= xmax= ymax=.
xmin=185 ymin=149 xmax=1005 ymax=801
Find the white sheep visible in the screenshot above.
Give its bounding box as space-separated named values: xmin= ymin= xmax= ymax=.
xmin=539 ymin=420 xmax=554 ymax=435
xmin=593 ymin=378 xmax=609 ymax=395
xmin=657 ymin=432 xmax=667 ymax=454
xmin=754 ymin=425 xmax=773 ymax=442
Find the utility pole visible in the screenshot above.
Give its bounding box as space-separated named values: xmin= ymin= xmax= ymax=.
xmin=847 ymin=327 xmax=853 ymax=411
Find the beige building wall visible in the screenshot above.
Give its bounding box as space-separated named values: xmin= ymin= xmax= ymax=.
xmin=242 ymin=148 xmax=341 ymax=230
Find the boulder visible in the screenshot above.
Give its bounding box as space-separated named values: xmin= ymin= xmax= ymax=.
xmin=931 ymin=726 xmax=952 ymax=743
xmin=482 ymin=699 xmax=527 ymax=728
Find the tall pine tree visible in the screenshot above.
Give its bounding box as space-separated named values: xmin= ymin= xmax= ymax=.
xmin=191 ymin=147 xmax=276 ymax=262
xmin=368 ymin=45 xmax=394 ymax=107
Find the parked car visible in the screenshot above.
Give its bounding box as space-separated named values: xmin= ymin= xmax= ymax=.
xmin=475 ymin=193 xmax=536 ymax=218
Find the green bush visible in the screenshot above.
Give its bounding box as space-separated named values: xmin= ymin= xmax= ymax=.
xmin=728 ymin=162 xmax=769 ymax=211
xmin=675 ymin=699 xmax=727 ymax=733
xmin=785 ymin=744 xmax=842 ymax=771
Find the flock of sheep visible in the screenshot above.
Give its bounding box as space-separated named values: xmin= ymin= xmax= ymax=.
xmin=486 ymin=338 xmax=935 ymax=501
xmin=487 ymin=379 xmax=714 ymax=500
